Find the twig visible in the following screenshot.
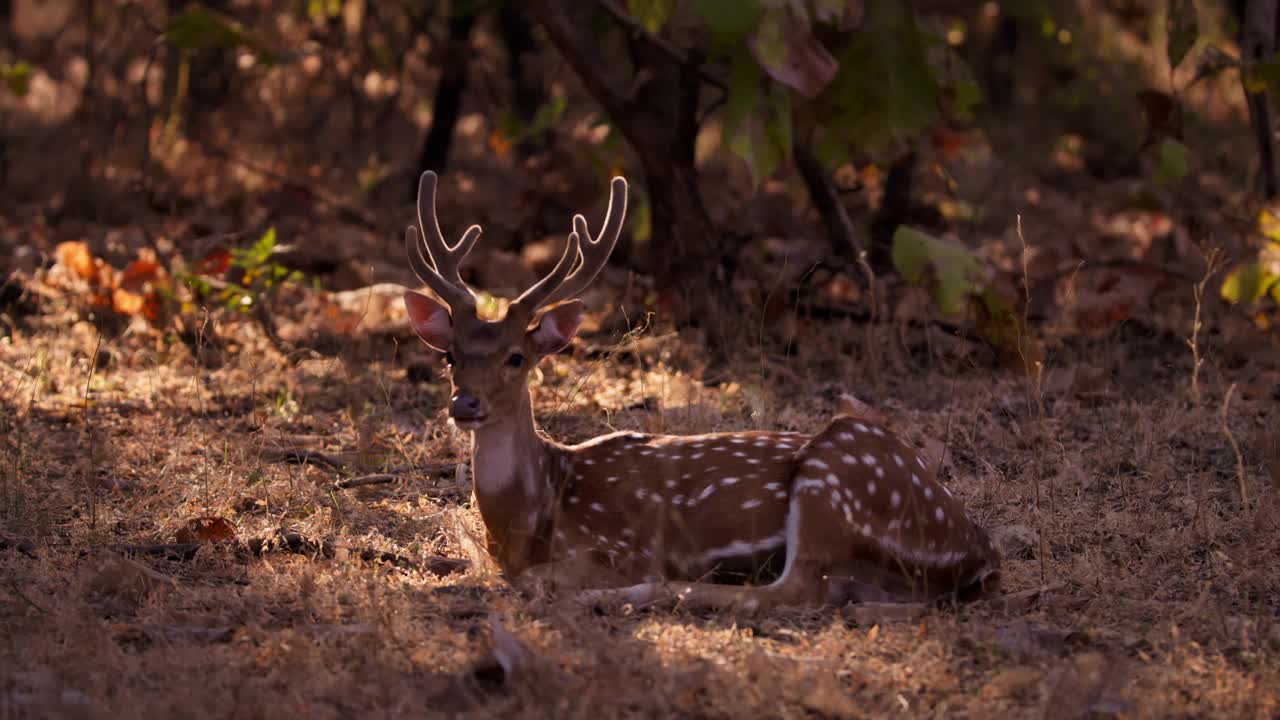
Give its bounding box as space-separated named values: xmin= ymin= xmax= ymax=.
xmin=1187 ymin=246 xmax=1221 ymax=408
xmin=1017 ymin=216 xmax=1049 ymax=588
xmin=263 ymin=448 xmax=346 ymax=470
xmin=334 ymin=463 xmax=462 ymax=488
xmin=793 ymin=141 xmax=865 ymax=258
xmin=594 ymin=0 xmax=727 ymax=92
xmin=334 ymin=473 xmax=397 ymax=489
xmin=1220 ymin=384 xmax=1249 ymax=506
xmin=115 ymin=533 xmax=470 ymax=577
xmin=1038 ymin=256 xmax=1202 ymax=285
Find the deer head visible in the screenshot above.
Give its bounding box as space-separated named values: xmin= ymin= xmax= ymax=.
xmin=403 ymin=171 xmax=629 ymax=429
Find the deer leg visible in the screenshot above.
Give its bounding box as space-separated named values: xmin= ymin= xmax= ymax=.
xmin=573 ymin=566 xmax=827 ymax=615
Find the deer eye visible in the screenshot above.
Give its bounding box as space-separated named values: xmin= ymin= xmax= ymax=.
xmin=443 ymin=351 xmax=455 ymax=366
xmin=506 ymin=352 xmax=525 ymax=368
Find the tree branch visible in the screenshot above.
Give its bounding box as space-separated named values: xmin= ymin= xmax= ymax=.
xmin=529 ymin=2 xmax=629 ymax=124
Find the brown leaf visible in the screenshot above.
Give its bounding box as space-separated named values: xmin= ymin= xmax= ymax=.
xmin=175 ymin=516 xmax=237 ymax=544
xmin=55 ymin=241 xmax=97 ymax=281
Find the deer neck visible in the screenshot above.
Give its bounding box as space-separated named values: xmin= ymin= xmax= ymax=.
xmin=467 ymin=392 xmax=555 ymax=574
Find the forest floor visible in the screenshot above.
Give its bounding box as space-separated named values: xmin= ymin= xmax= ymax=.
xmin=1 ymin=254 xmax=1278 ymax=718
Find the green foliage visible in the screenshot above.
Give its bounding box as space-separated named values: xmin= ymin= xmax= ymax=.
xmin=496 ymin=95 xmax=567 ymax=149
xmin=891 ymin=226 xmax=1031 ymax=359
xmin=817 ymin=0 xmax=942 ymax=158
xmin=166 ymin=3 xmax=282 ymax=64
xmin=692 ymin=0 xmax=762 ymax=39
xmin=1220 ymin=260 xmax=1280 ymax=305
xmin=1154 ymin=137 xmax=1190 ymax=187
xmin=724 ymin=48 xmax=793 ymax=186
xmin=891 ymin=226 xmax=987 ymax=317
xmin=307 ymin=0 xmax=343 ymax=21
xmin=1221 ymin=210 xmax=1280 ymax=309
xmin=181 ymin=228 xmax=304 ymax=315
xmin=689 ymin=0 xmax=967 ymax=181
xmin=166 ymin=4 xmax=250 ymax=52
xmin=1 ymin=62 xmax=33 ymax=97
xmin=628 ymin=0 xmax=675 ymax=33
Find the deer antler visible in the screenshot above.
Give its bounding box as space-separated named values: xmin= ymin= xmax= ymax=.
xmin=406 ymin=171 xmax=481 ymax=310
xmin=512 ymin=176 xmax=628 ymax=313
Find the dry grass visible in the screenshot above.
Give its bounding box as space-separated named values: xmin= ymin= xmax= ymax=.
xmin=1 ymin=292 xmax=1278 ymax=720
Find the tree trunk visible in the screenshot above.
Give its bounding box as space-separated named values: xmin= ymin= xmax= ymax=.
xmin=1240 ymin=0 xmax=1279 ymax=198
xmin=413 ymin=11 xmax=476 ymax=194
xmin=529 ymin=2 xmax=729 ymax=331
xmin=497 ymin=6 xmax=547 ymax=157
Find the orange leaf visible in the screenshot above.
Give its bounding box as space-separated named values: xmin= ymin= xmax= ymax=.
xmin=89 ymin=289 xmax=114 ymax=309
xmin=121 ymin=258 xmax=161 ymax=289
xmin=112 ymin=287 xmax=146 ymax=316
xmin=488 ymin=129 xmax=513 ymax=159
xmin=175 ymin=516 xmax=237 ymax=544
xmin=56 ymin=241 xmax=97 ymax=281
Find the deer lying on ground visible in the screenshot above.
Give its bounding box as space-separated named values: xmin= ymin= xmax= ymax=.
xmin=402 ymin=171 xmax=1000 ymax=612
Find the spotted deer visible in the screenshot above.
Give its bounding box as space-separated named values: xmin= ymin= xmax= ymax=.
xmin=403 ymin=171 xmax=1000 ymax=612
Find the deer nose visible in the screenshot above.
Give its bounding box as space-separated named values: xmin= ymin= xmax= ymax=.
xmin=450 ymin=393 xmax=484 ymax=420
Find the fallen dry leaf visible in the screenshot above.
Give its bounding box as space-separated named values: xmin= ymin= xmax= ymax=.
xmin=55 ymin=241 xmax=96 ymax=281
xmin=175 ymin=516 xmax=237 ymax=544
xmin=112 ymin=287 xmax=146 ymax=316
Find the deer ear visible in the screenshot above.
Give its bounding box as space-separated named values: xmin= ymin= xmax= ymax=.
xmin=404 ymin=290 xmax=453 ymax=352
xmin=528 ymin=300 xmax=583 ymax=356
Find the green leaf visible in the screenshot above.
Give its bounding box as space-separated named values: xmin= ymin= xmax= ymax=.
xmin=891 ymin=226 xmax=987 ymax=317
xmin=1259 ymin=208 xmax=1280 ymax=242
xmin=628 ymin=0 xmax=675 ymax=34
xmin=1220 ymin=261 xmax=1280 ymax=305
xmin=1 ymin=62 xmax=33 ymax=97
xmin=692 ymin=0 xmax=763 ymax=40
xmin=1154 ymin=137 xmax=1189 ymax=186
xmin=748 ymin=2 xmax=839 ymax=98
xmin=1166 ymin=0 xmax=1197 ymax=72
xmin=236 ymin=227 xmax=278 ymax=269
xmin=724 ymin=49 xmax=792 ymax=185
xmin=631 ymin=190 xmax=652 ymax=244
xmin=166 ymin=4 xmax=248 ymax=52
xmin=819 ymin=0 xmax=941 ymax=153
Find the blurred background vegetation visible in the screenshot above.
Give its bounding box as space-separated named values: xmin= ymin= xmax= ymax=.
xmin=1 ymin=0 xmax=1278 ymax=366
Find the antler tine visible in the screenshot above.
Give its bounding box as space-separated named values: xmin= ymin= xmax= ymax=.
xmin=407 ymin=171 xmax=480 ymax=309
xmin=512 ymin=230 xmax=582 ymax=312
xmin=514 ymin=176 xmax=628 ymax=313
